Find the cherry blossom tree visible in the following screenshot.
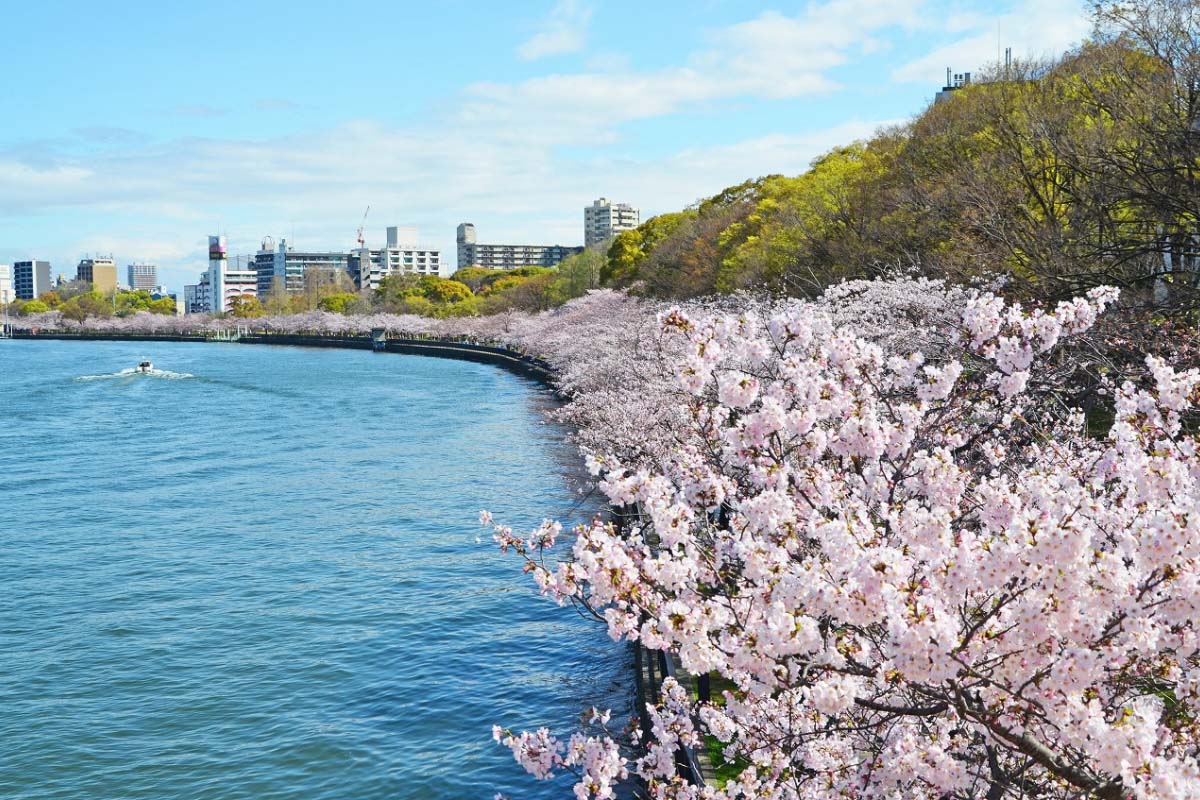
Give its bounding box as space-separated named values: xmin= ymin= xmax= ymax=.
xmin=491 ymin=283 xmax=1200 ymax=800
xmin=8 ymin=310 xmax=66 ymax=331
xmin=503 ymin=290 xmax=687 ymax=465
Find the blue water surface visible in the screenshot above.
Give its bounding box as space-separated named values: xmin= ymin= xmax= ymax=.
xmin=0 ymin=340 xmax=630 ymax=799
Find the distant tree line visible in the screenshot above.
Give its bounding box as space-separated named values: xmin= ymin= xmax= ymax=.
xmin=7 ymin=282 xmax=176 ymax=319
xmin=222 ymin=249 xmax=607 ymax=320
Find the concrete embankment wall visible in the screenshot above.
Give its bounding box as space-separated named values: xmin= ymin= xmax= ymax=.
xmin=10 ymin=331 xmax=556 ymax=387
xmin=10 ymin=332 xmax=207 ymax=343
xmin=235 ymin=334 xmax=557 ymax=387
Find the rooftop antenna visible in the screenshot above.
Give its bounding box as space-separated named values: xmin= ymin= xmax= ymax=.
xmin=997 ymin=22 xmax=1001 ymax=70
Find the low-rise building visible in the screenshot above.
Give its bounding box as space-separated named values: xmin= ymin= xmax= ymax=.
xmin=584 ymin=197 xmax=639 ymax=248
xmin=77 ymin=257 xmax=118 ymax=293
xmin=13 ymin=260 xmax=52 ymax=300
xmin=456 ymin=223 xmax=583 ymax=271
xmin=350 ymin=226 xmax=443 ymax=289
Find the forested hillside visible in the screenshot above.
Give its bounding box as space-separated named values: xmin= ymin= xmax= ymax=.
xmin=602 ymin=1 xmax=1200 ymax=312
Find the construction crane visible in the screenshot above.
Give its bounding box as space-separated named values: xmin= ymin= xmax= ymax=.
xmin=356 ymin=205 xmax=371 ymax=249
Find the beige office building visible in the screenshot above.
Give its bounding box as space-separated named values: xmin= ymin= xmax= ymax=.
xmin=77 ymin=257 xmax=119 ymax=293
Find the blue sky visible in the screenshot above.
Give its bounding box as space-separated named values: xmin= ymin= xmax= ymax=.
xmin=0 ymin=0 xmax=1092 ymax=292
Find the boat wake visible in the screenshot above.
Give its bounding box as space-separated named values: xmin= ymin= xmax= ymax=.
xmin=76 ymin=368 xmax=194 ymax=381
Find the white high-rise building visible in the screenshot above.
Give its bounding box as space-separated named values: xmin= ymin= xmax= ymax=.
xmin=127 ymin=263 xmax=158 ymax=291
xmin=350 ymin=226 xmax=443 ymax=289
xmin=0 ymin=265 xmax=12 ymax=305
xmin=584 ymin=198 xmax=639 ymax=248
xmin=184 ymin=236 xmax=257 ymax=314
xmin=207 ymin=236 xmax=256 ymax=313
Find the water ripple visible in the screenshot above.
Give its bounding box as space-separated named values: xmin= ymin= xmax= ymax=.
xmin=0 ymin=340 xmax=631 ymax=799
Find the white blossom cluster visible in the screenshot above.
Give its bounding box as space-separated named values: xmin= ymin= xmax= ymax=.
xmin=488 ymin=282 xmax=1200 ymax=800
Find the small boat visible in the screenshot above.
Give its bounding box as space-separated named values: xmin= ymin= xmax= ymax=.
xmin=137 ymin=360 xmax=153 ymax=373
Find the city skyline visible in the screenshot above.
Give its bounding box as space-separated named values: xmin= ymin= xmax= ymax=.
xmin=0 ymin=0 xmax=1091 ymax=292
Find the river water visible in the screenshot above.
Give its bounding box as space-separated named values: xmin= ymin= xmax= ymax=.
xmin=0 ymin=339 xmax=629 ymax=799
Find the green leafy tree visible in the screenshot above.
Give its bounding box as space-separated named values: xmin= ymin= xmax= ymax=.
xmin=549 ymin=250 xmax=603 ymax=302
xmin=374 ymin=273 xmax=424 ymax=311
xmin=229 ymin=295 xmax=266 ymax=318
xmin=56 ymin=280 xmax=91 ymax=301
xmin=264 ymin=276 xmax=290 ymax=315
xmin=147 ymin=297 xmax=177 ymax=315
xmin=66 ymin=291 xmax=114 ymax=320
xmin=317 ymin=293 xmax=359 ymax=314
xmin=450 ymin=266 xmax=499 ymax=293
xmin=421 ymin=277 xmax=474 ymax=304
xmin=59 ymin=301 xmax=86 ymax=322
xmin=601 ymin=211 xmax=695 ymax=286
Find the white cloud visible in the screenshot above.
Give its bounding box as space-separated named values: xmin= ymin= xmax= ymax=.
xmin=470 ymin=0 xmax=924 ymax=143
xmin=892 ymin=0 xmax=1091 ymax=84
xmin=517 ymin=0 xmax=592 ymax=60
xmin=74 ymin=235 xmax=195 ymax=267
xmin=0 ymin=112 xmax=904 ymax=290
xmin=713 ymin=2 xmax=920 ymax=82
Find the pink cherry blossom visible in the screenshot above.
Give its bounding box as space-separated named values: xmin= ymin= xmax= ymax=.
xmin=491 ymin=280 xmax=1200 ymax=800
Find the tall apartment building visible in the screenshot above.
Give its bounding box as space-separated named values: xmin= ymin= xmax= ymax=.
xmin=183 ymin=236 xmax=257 ymax=314
xmin=253 ymin=237 xmax=350 ymax=296
xmin=127 ymin=263 xmax=158 ymax=291
xmin=456 ymin=223 xmax=584 ymax=271
xmin=350 ymin=226 xmax=443 ymax=290
xmin=76 ymin=257 xmax=118 ymax=293
xmin=13 ymin=260 xmax=52 ymax=300
xmin=0 ymin=265 xmax=12 ymax=305
xmin=584 ymin=198 xmax=640 ymax=248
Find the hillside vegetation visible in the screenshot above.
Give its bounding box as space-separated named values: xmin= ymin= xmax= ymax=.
xmin=601 ymin=2 xmax=1200 ymax=313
